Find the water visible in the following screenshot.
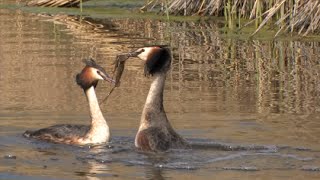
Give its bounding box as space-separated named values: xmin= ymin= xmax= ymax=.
xmin=1 ymin=1 xmax=320 ymax=179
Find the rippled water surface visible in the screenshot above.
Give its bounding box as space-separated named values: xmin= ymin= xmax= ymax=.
xmin=1 ymin=0 xmax=320 ymax=179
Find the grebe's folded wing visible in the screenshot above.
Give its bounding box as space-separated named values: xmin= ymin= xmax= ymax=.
xmin=23 ymin=124 xmax=90 ymax=139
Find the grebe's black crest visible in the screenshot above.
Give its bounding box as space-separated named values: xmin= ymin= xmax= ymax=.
xmin=76 ymin=58 xmax=113 ymax=90
xmin=82 ymin=58 xmax=108 ymax=74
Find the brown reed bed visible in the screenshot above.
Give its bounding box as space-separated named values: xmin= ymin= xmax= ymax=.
xmin=142 ymin=0 xmax=320 ymax=36
xmin=25 ymin=0 xmax=320 ymax=36
xmin=26 ymin=0 xmax=84 ymax=7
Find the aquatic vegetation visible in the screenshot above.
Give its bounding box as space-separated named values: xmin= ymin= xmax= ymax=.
xmin=24 ymin=0 xmax=320 ymax=36
xmin=26 ymin=0 xmax=90 ymax=7
xmin=100 ymin=53 xmax=130 ymax=105
xmin=143 ymin=0 xmax=320 ymax=36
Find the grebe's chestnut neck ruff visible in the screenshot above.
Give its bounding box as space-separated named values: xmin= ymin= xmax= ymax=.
xmin=76 ymin=59 xmax=114 ymax=90
xmin=130 ymin=46 xmax=188 ymax=152
xmin=23 ymin=59 xmax=114 ymax=145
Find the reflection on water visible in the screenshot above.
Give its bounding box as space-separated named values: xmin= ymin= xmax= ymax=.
xmin=0 ymin=1 xmax=320 ymax=179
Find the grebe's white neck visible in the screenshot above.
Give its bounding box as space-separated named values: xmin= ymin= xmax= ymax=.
xmin=144 ymin=73 xmax=166 ymax=109
xmin=83 ymin=86 xmax=110 ymax=144
xmin=86 ymin=86 xmax=105 ymax=123
xmin=138 ymin=72 xmax=168 ymax=132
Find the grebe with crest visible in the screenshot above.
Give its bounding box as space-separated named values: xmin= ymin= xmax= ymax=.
xmin=23 ymin=59 xmax=114 ymax=145
xmin=128 ymin=46 xmax=188 ymax=152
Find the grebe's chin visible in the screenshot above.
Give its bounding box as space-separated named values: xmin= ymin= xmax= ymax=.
xmin=23 ymin=59 xmax=114 ymax=145
xmin=129 ymin=46 xmax=188 ymax=152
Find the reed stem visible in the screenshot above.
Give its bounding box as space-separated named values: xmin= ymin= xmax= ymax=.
xmin=141 ymin=0 xmax=320 ymax=36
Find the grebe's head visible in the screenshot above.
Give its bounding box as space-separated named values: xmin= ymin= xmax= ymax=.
xmin=76 ymin=58 xmax=114 ymax=90
xmin=129 ymin=46 xmax=171 ymax=76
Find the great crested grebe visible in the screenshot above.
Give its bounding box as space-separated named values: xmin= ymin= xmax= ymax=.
xmin=23 ymin=59 xmax=114 ymax=145
xmin=128 ymin=46 xmax=188 ymax=152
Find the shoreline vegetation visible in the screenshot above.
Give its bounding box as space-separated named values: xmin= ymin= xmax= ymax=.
xmin=142 ymin=0 xmax=320 ymax=37
xmin=25 ymin=0 xmax=320 ymax=36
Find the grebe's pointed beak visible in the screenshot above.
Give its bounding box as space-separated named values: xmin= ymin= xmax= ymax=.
xmin=127 ymin=48 xmax=144 ymax=57
xmin=98 ymin=71 xmax=116 ymax=84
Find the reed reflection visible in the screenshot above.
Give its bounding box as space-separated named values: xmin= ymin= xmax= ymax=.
xmin=105 ymin=19 xmax=320 ymax=114
xmin=6 ymin=13 xmax=317 ymax=115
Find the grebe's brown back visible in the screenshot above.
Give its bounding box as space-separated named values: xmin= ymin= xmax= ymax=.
xmin=23 ymin=59 xmax=114 ymax=145
xmin=129 ymin=46 xmax=188 ymax=152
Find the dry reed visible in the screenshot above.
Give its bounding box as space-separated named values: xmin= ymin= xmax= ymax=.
xmin=26 ymin=0 xmax=89 ymax=7
xmin=142 ymin=0 xmax=320 ymax=36
xmin=26 ymin=0 xmax=320 ymax=35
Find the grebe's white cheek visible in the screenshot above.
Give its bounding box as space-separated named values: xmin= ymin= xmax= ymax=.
xmin=137 ymin=51 xmax=147 ymax=61
xmin=91 ymin=69 xmax=104 ymax=80
xmin=137 ymin=47 xmax=153 ymax=61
